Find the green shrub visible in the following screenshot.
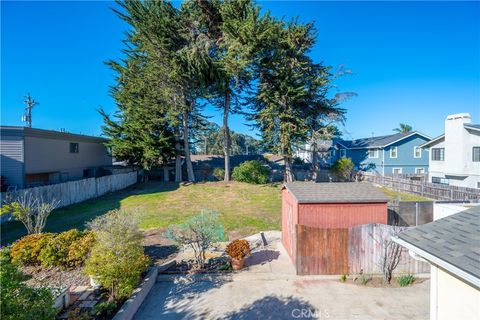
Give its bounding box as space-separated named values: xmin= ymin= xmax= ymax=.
xmin=67 ymin=232 xmax=96 ymax=268
xmin=340 ymin=274 xmax=348 ymax=283
xmin=359 ymin=274 xmax=371 ymax=285
xmin=93 ymin=301 xmax=117 ymax=318
xmin=232 ymin=160 xmax=270 ymax=184
xmin=10 ymin=233 xmax=55 ymax=265
xmin=396 ymin=274 xmax=415 ymax=287
xmin=165 ymin=209 xmax=225 ymax=268
xmin=331 ymin=157 xmax=355 ymax=182
xmin=0 ymin=248 xmax=57 ymax=320
xmin=38 ymin=229 xmax=83 ymax=268
xmin=84 ymin=210 xmax=150 ymax=302
xmin=212 ymin=168 xmax=225 ymax=181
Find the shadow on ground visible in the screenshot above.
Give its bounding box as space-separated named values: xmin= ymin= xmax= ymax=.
xmin=244 ymin=249 xmax=280 ymax=267
xmin=223 ymin=295 xmax=317 ymax=320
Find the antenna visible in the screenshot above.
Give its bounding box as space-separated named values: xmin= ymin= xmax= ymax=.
xmin=22 ymin=94 xmax=39 ymax=128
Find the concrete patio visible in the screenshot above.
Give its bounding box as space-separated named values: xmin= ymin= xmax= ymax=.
xmin=133 ymin=232 xmax=430 ymax=320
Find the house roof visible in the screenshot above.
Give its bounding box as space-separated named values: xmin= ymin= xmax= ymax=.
xmin=394 ymin=206 xmax=480 ymax=288
xmin=337 ymin=131 xmax=431 ymax=149
xmin=420 ymin=123 xmax=479 ymax=148
xmin=283 ymin=182 xmax=390 ymax=204
xmin=464 ymin=123 xmax=480 ymax=132
xmin=0 ymin=126 xmax=108 ymax=143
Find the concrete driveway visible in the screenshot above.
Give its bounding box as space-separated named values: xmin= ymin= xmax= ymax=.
xmin=134 ymin=233 xmax=429 ymax=320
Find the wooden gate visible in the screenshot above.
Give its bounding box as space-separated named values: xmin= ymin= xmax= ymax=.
xmin=296 ymin=225 xmax=349 ymax=275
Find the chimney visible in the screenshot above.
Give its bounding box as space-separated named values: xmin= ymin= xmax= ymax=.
xmin=445 ymin=113 xmax=471 ymax=172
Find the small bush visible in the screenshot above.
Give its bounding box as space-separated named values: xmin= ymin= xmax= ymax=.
xmin=93 ymin=301 xmax=117 ymax=318
xmin=165 ymin=209 xmax=224 ymax=268
xmin=38 ymin=229 xmax=84 ymax=268
xmin=359 ymin=274 xmax=371 ymax=285
xmin=0 ymin=248 xmax=57 ymax=320
xmin=396 ymin=274 xmax=415 ymax=287
xmin=212 ymin=168 xmax=225 ymax=181
xmin=331 ymin=157 xmax=355 ymax=182
xmin=84 ymin=210 xmax=150 ymax=302
xmin=340 ymin=274 xmax=348 ymax=283
xmin=10 ymin=233 xmax=55 ymax=265
xmin=67 ymin=232 xmax=96 ymax=268
xmin=232 ymin=160 xmax=270 ymax=184
xmin=226 ymin=239 xmax=251 ymax=260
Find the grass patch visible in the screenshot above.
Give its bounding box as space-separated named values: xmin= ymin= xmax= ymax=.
xmin=378 ymin=186 xmax=431 ymax=202
xmin=1 ymin=181 xmax=282 ymax=245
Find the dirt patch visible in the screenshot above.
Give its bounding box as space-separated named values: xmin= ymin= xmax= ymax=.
xmin=343 ymin=275 xmax=427 ymax=288
xmin=20 ymin=265 xmax=89 ymax=291
xmin=143 ymin=228 xmax=178 ymax=265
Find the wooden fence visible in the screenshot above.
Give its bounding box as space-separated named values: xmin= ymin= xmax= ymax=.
xmin=364 ymin=173 xmax=480 ymax=201
xmin=295 ymin=224 xmax=430 ymax=275
xmin=1 ymin=171 xmax=137 ymax=209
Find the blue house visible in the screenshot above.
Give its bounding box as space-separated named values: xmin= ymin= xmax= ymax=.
xmin=332 ymin=132 xmax=431 ymax=175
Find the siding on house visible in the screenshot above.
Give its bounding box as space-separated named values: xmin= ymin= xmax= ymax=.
xmin=0 ymin=128 xmax=25 ymax=188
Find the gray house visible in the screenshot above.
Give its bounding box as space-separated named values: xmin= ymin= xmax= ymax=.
xmin=1 ymin=126 xmax=112 ymax=189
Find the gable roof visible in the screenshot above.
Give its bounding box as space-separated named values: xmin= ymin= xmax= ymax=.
xmin=283 ymin=182 xmax=390 ymax=204
xmin=393 ymin=206 xmax=480 ymax=288
xmin=337 ymin=131 xmax=431 ymax=150
xmin=420 ymin=134 xmax=445 ymax=148
xmin=464 ymin=123 xmax=480 ymax=132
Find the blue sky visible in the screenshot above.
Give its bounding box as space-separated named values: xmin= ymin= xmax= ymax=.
xmin=2 ymin=1 xmax=479 ymax=140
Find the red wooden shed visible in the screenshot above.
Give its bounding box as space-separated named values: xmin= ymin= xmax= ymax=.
xmin=281 ymin=182 xmax=389 ymax=264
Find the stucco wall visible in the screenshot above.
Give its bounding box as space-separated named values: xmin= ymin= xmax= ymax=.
xmin=431 ymin=266 xmax=480 ymax=320
xmin=24 ymin=136 xmax=112 ymax=181
xmin=297 ymin=202 xmax=388 ymax=228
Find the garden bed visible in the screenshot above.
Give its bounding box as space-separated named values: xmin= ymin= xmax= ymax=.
xmin=342 ymin=275 xmax=427 ymax=288
xmin=162 ymin=256 xmax=232 ymax=274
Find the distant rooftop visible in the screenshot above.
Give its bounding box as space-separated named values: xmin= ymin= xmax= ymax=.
xmin=395 ymin=206 xmax=480 ymax=287
xmin=338 ymin=131 xmax=430 ymax=149
xmin=283 ymin=182 xmax=390 ymax=204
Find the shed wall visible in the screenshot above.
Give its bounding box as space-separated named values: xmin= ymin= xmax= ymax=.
xmin=298 ymin=202 xmax=387 ymax=228
xmin=281 ymin=188 xmax=298 ymax=264
xmin=0 ymin=129 xmax=25 ymax=188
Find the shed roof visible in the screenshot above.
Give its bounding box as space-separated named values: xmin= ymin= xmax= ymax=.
xmin=394 ymin=206 xmax=480 ymax=287
xmin=283 ymin=182 xmax=390 ymax=204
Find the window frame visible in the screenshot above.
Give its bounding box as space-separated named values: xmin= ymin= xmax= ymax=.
xmin=340 ymin=149 xmax=346 ymax=158
xmin=367 ymin=148 xmax=379 ymax=159
xmin=431 ymin=148 xmax=444 ymax=161
xmin=473 ymin=147 xmax=480 ymax=162
xmin=69 ymin=142 xmax=79 ymax=154
xmin=390 ymin=146 xmax=398 ymax=159
xmin=413 ymin=146 xmax=422 ymax=158
xmin=415 ymin=168 xmax=425 ymax=174
xmin=392 ymin=167 xmax=403 ymax=175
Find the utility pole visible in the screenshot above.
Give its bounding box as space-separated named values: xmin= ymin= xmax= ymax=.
xmin=22 ymin=94 xmax=39 ymax=128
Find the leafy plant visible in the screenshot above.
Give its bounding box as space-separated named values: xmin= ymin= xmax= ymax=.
xmin=232 ymin=160 xmax=270 ymax=184
xmin=331 ymin=157 xmax=355 ymax=182
xmin=0 ymin=248 xmax=58 ymax=320
xmin=226 ymin=239 xmax=251 ymax=260
xmin=1 ymin=192 xmax=59 ymax=234
xmin=67 ymin=232 xmax=96 ymax=268
xmin=359 ymin=274 xmax=371 ymax=285
xmin=165 ymin=210 xmax=224 ymax=268
xmin=84 ymin=210 xmax=150 ymax=302
xmin=340 ymin=274 xmax=348 ymax=283
xmin=38 ymin=229 xmax=84 ymax=268
xmin=212 ymin=168 xmax=225 ymax=181
xmin=92 ymin=301 xmax=118 ymax=318
xmin=396 ymin=274 xmax=415 ymax=287
xmin=10 ymin=233 xmax=55 ymax=265
xmin=218 ymin=263 xmax=232 ymax=271
xmin=66 ymin=307 xmax=90 ymax=320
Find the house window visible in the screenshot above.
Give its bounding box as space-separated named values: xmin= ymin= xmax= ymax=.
xmin=414 ymin=146 xmax=422 ymax=158
xmin=473 ymin=147 xmax=480 ymax=162
xmin=340 ymin=149 xmax=346 ymax=158
xmin=330 ymin=149 xmax=336 ymax=158
xmin=431 ymin=148 xmax=444 ymax=161
xmin=415 ymin=168 xmax=425 ymax=174
xmin=368 ymin=149 xmax=379 ymax=159
xmin=69 ymin=143 xmax=79 ymax=153
xmin=390 ymin=147 xmax=398 ymax=158
xmin=392 ymin=168 xmax=402 ymax=175
xmin=432 ymin=176 xmax=449 ymax=185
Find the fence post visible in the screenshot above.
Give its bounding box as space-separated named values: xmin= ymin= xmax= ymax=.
xmin=450 ymin=189 xmax=454 ymax=201
xmin=415 ymin=202 xmax=419 ymax=226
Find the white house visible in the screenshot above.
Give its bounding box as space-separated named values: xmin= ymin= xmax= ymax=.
xmin=421 ymin=113 xmax=480 ymax=189
xmin=393 ymin=206 xmax=480 ymax=320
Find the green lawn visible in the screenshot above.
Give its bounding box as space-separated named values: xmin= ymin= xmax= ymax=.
xmin=378 ymin=186 xmax=431 ymax=202
xmin=1 ymin=181 xmax=282 ymax=245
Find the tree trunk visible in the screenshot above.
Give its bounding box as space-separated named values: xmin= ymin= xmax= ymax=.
xmin=182 ymin=110 xmax=195 ymax=182
xmin=175 ymin=126 xmax=182 ymax=182
xmin=223 ymin=90 xmax=231 ymax=182
xmin=310 ymin=141 xmax=318 ymax=181
xmin=285 ymin=156 xmax=294 ymax=182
